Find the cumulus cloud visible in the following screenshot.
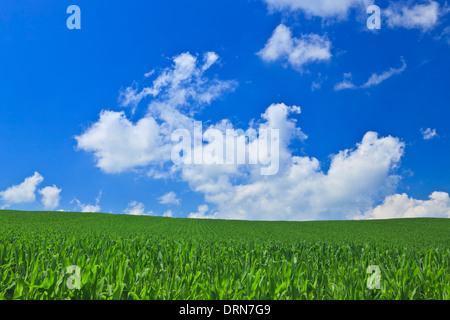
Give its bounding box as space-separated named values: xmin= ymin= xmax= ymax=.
xmin=118 ymin=52 xmax=236 ymax=112
xmin=76 ymin=52 xmax=237 ymax=174
xmin=38 ymin=185 xmax=62 ymax=210
xmin=75 ymin=111 xmax=165 ymax=173
xmin=162 ymin=101 xmax=404 ymax=221
xmin=184 ymin=129 xmax=404 ymax=221
xmin=421 ymin=128 xmax=438 ymax=140
xmin=258 ymin=24 xmax=332 ymax=71
xmin=355 ymin=192 xmax=450 ymax=219
xmin=158 ymin=191 xmax=180 ymax=205
xmin=0 ymin=172 xmax=44 ymax=207
xmin=385 ymin=1 xmax=443 ymax=31
xmin=263 ymin=0 xmax=371 ymax=19
xmin=76 ymin=50 xmax=448 ymax=221
xmin=178 ymin=103 xmax=306 ymax=199
xmin=123 ymin=201 xmax=153 ymax=216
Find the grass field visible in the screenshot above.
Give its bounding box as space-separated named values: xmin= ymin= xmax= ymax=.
xmin=0 ymin=210 xmax=449 ymax=300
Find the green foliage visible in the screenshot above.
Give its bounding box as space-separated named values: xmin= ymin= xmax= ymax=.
xmin=0 ymin=210 xmax=449 ymax=300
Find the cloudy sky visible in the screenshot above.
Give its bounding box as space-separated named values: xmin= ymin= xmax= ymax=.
xmin=1 ymin=0 xmax=449 ymax=220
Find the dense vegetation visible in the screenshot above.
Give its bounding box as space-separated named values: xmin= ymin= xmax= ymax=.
xmin=0 ymin=210 xmax=449 ymax=300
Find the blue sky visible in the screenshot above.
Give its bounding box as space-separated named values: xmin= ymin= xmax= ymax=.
xmin=0 ymin=0 xmax=449 ymax=220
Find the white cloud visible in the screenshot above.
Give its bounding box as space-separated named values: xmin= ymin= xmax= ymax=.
xmin=158 ymin=191 xmax=180 ymax=205
xmin=311 ymin=81 xmax=321 ymax=91
xmin=263 ymin=0 xmax=371 ymax=19
xmin=355 ymin=192 xmax=450 ymax=219
xmin=178 ymin=103 xmax=307 ymax=201
xmin=421 ymin=128 xmax=438 ymax=140
xmin=38 ymin=185 xmax=62 ymax=210
xmin=334 ymin=80 xmax=356 ymax=91
xmin=75 ymin=110 xmax=165 ymax=173
xmin=361 ymin=58 xmax=407 ymax=88
xmin=163 ymin=210 xmax=173 ymax=217
xmin=123 ymin=201 xmax=153 ymax=216
xmin=202 ymin=52 xmax=219 ymax=71
xmin=71 ymin=191 xmax=102 ymax=213
xmin=311 ymin=73 xmax=327 ymax=91
xmin=144 ymin=70 xmax=155 ymax=78
xmin=258 ymin=24 xmax=332 ymax=71
xmin=76 ymin=50 xmax=448 ymax=221
xmin=435 ymin=26 xmax=450 ymax=45
xmin=385 ymin=1 xmax=442 ymax=31
xmin=76 ymin=52 xmax=237 ymax=174
xmin=334 ymin=73 xmax=356 ymax=91
xmin=79 ymin=204 xmax=100 ymax=213
xmin=335 ymin=59 xmax=407 ymax=90
xmin=118 ymin=52 xmax=236 ymax=111
xmin=188 ymin=204 xmax=216 ymax=219
xmin=184 ymin=129 xmax=404 ymax=221
xmin=0 ymin=172 xmax=44 ymax=207
xmin=170 ymin=102 xmax=404 ymax=221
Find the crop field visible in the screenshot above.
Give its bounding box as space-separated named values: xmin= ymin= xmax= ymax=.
xmin=0 ymin=210 xmax=449 ymax=300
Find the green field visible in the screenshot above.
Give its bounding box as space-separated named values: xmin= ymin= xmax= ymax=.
xmin=0 ymin=210 xmax=449 ymax=300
